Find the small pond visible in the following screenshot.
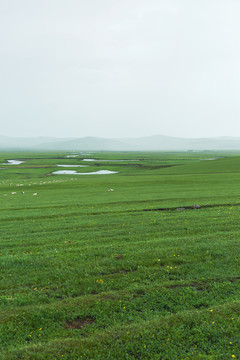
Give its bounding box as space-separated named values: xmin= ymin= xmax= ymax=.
xmin=2 ymin=160 xmax=25 ymax=165
xmin=56 ymin=165 xmax=88 ymax=168
xmin=201 ymin=157 xmax=225 ymax=161
xmin=53 ymin=170 xmax=118 ymax=175
xmin=82 ymin=158 xmax=139 ymax=162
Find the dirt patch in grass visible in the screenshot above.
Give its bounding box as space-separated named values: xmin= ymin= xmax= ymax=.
xmin=190 ymin=282 xmax=209 ymax=291
xmin=166 ymin=282 xmax=209 ymax=291
xmin=65 ymin=316 xmax=95 ymax=329
xmin=228 ymin=276 xmax=240 ymax=283
xmin=101 ymin=293 xmax=119 ymax=300
xmin=110 ymin=269 xmax=133 ymax=274
xmin=143 ymin=203 xmax=240 ymax=212
xmin=166 ymin=284 xmax=189 ymax=289
xmin=133 ymin=289 xmax=146 ymax=297
xmin=115 ymin=254 xmax=123 ymax=260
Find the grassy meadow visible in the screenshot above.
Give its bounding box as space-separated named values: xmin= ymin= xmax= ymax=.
xmin=1 ymin=150 xmax=240 ymax=359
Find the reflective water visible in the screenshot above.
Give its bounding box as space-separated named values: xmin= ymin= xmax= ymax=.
xmin=82 ymin=159 xmax=139 ymax=162
xmin=53 ymin=170 xmax=118 ymax=175
xmin=57 ymin=165 xmax=88 ymax=167
xmin=3 ymin=160 xmax=25 ymax=165
xmin=201 ymin=157 xmax=225 ymax=161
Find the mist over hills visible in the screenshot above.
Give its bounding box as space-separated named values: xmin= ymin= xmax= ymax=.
xmin=1 ymin=134 xmax=240 ymax=151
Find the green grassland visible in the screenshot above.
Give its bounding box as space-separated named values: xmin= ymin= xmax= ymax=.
xmin=1 ymin=151 xmax=240 ymax=359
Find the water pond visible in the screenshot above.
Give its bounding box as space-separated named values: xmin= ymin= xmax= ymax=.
xmin=201 ymin=157 xmax=225 ymax=161
xmin=56 ymin=165 xmax=88 ymax=167
xmin=82 ymin=158 xmax=139 ymax=162
xmin=2 ymin=160 xmax=25 ymax=165
xmin=53 ymin=170 xmax=118 ymax=175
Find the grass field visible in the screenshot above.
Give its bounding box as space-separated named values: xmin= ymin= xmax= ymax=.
xmin=1 ymin=150 xmax=240 ymax=359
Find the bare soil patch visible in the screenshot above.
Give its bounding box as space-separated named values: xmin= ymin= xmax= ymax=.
xmin=65 ymin=316 xmax=95 ymax=329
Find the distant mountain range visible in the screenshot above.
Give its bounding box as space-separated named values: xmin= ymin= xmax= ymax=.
xmin=1 ymin=134 xmax=240 ymax=151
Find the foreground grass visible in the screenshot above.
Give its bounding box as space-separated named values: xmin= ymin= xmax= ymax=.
xmin=0 ymin=151 xmax=240 ymax=359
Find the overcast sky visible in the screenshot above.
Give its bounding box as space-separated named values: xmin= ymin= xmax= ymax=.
xmin=0 ymin=0 xmax=239 ymax=139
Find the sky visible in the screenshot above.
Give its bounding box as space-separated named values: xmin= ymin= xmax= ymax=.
xmin=0 ymin=0 xmax=240 ymax=139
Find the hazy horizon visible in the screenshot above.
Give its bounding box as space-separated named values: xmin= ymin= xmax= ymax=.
xmin=1 ymin=1 xmax=239 ymax=139
xmin=2 ymin=133 xmax=240 ymax=140
xmin=0 ymin=134 xmax=240 ymax=140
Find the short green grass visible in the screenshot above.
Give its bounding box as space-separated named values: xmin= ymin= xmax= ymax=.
xmin=1 ymin=151 xmax=240 ymax=359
